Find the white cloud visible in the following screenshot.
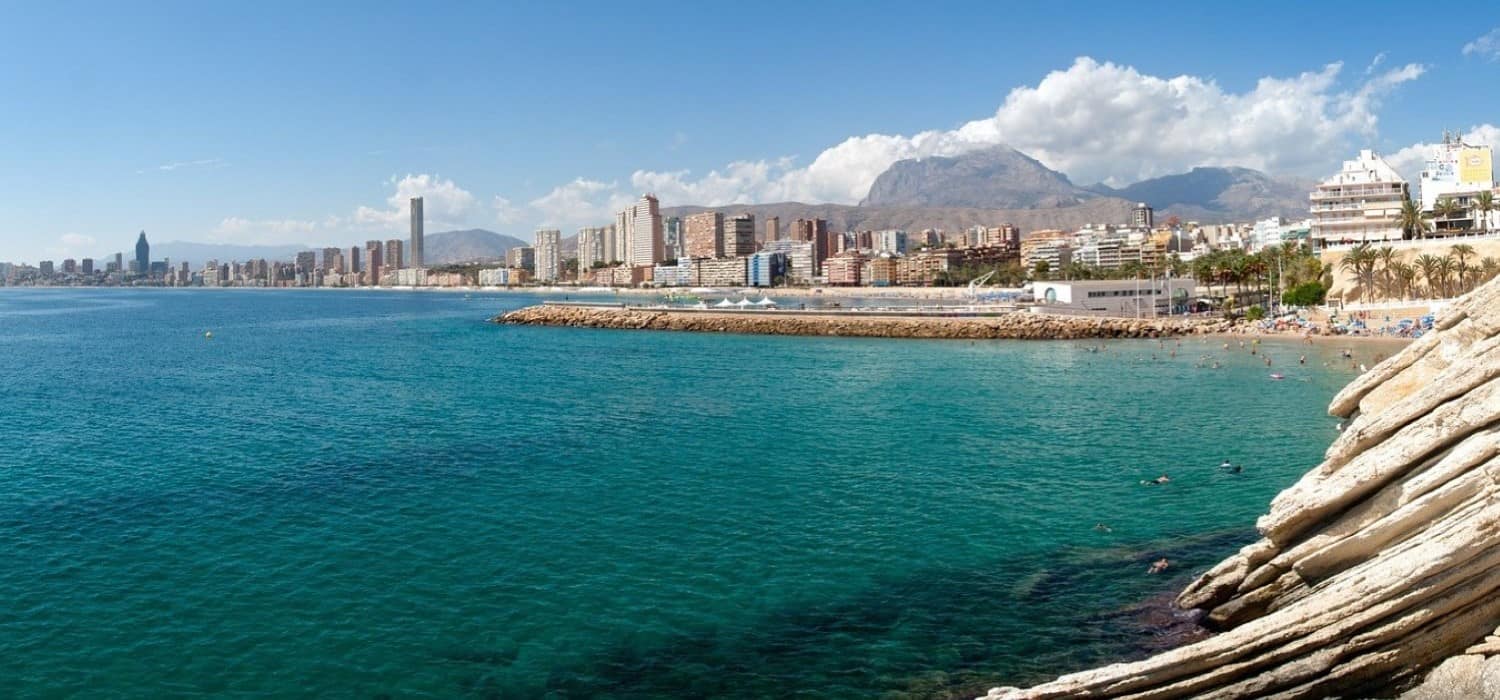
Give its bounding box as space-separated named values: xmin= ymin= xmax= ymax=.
xmin=43 ymin=233 xmax=98 ymax=259
xmin=493 ymin=196 xmax=522 ymax=225
xmin=620 ymin=56 xmax=1426 ymax=206
xmin=136 ymin=158 xmax=226 ymax=174
xmin=1463 ymin=28 xmax=1500 ymax=60
xmin=353 ymin=173 xmax=477 ymax=229
xmin=1386 ymin=124 xmax=1500 ymax=182
xmin=527 ymin=178 xmax=634 ymax=228
xmin=1365 ymin=52 xmax=1386 ymax=75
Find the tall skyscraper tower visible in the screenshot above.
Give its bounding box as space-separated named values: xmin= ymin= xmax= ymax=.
xmin=534 ymin=229 xmax=562 ymax=282
xmin=628 ymin=194 xmax=663 ymax=267
xmin=134 ymin=231 xmax=150 ymax=277
xmin=409 ymin=196 xmax=425 ymax=268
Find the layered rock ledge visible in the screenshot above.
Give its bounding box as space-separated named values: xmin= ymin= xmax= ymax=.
xmin=981 ymin=278 xmax=1500 ymax=699
xmin=496 ymin=305 xmax=1234 ymax=340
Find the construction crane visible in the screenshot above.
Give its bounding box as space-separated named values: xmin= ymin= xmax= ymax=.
xmin=967 ymin=270 xmax=997 ymax=301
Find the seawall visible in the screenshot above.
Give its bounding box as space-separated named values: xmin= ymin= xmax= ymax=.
xmin=495 ymin=305 xmax=1235 ymax=340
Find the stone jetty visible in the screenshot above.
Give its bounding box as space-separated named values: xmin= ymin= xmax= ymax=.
xmin=496 ymin=305 xmax=1235 ymax=340
xmin=980 ymin=277 xmax=1500 ymax=698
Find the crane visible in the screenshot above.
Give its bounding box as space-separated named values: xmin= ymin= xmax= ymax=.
xmin=967 ymin=270 xmax=997 ymax=301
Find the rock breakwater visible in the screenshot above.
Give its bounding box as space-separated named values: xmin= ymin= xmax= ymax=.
xmin=496 ymin=305 xmax=1235 ymax=340
xmin=981 ymin=278 xmax=1500 ymax=698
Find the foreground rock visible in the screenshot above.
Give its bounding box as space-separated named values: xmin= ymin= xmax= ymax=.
xmin=981 ymin=278 xmax=1500 ymax=698
xmin=496 ymin=305 xmax=1234 ymax=340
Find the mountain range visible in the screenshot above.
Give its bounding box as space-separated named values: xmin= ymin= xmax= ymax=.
xmin=664 ymin=147 xmax=1312 ymax=239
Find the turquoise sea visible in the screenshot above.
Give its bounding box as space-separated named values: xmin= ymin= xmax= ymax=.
xmin=1 ymin=289 xmax=1371 ymax=698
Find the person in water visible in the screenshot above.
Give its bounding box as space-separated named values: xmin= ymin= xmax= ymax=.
xmin=1141 ymin=474 xmax=1170 ymax=485
xmin=1148 ymin=558 xmax=1170 ymax=574
xmin=1093 ymin=523 xmax=1112 ymax=533
xmin=1220 ymin=459 xmax=1232 ymax=470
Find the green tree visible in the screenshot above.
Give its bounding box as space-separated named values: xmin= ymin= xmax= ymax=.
xmin=1399 ymin=198 xmax=1432 ymax=239
xmin=1281 ymin=280 xmax=1327 ymax=307
xmin=1473 ymin=191 xmax=1494 ymax=234
xmin=1450 ymin=244 xmax=1476 ymax=293
xmin=1414 ymin=254 xmax=1445 ymax=298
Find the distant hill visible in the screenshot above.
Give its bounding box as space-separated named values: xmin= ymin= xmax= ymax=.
xmin=424 ymin=229 xmax=529 ymax=265
xmin=861 ymin=146 xmax=1099 ymax=209
xmin=147 ymin=241 xmax=312 ymax=269
xmin=1086 ymin=166 xmax=1314 ymax=222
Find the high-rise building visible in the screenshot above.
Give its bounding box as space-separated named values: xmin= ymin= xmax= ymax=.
xmin=791 ymin=218 xmax=831 ymax=273
xmin=81 ymin=258 xmax=93 ymax=275
xmin=39 ymin=260 xmax=54 ymax=276
xmin=627 ymin=194 xmax=664 ymax=267
xmin=725 ymin=214 xmax=756 ymax=257
xmin=663 ymin=216 xmax=685 ymax=261
xmin=614 ymin=210 xmax=631 ymax=264
xmin=577 ymin=227 xmax=607 ymax=271
xmin=1309 ymin=149 xmax=1409 ymax=247
xmin=322 ymin=247 xmax=344 ymax=274
xmin=409 ymin=196 xmax=425 ymax=268
xmin=534 ymin=229 xmax=562 ymax=282
xmin=684 ymin=211 xmax=724 ymax=259
xmin=348 ymin=246 xmax=362 ymax=275
xmin=62 ymin=259 xmax=77 ymax=274
xmin=134 ymin=231 xmax=150 ymax=277
xmin=365 ymin=240 xmax=384 ymax=284
xmin=506 ymin=246 xmax=535 ymax=272
xmin=765 ymin=216 xmax=780 ymax=244
xmin=600 ymin=223 xmax=618 ymax=264
xmin=873 ymin=230 xmax=908 ymax=255
xmin=113 ymin=252 xmax=123 ymax=274
xmin=295 ymin=251 xmax=317 ymax=286
xmin=1419 ymin=132 xmax=1494 ymax=232
xmin=1132 ymin=202 xmax=1154 ymax=229
xmin=384 ymin=239 xmax=404 ymax=271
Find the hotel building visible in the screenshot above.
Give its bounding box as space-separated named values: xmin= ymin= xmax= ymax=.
xmin=534 ymin=229 xmax=562 ymax=283
xmin=684 ymin=211 xmax=724 ymax=259
xmin=1309 ymin=149 xmax=1409 ymax=247
xmin=409 ymin=196 xmax=425 ymax=268
xmin=1418 ymin=134 xmax=1494 ymax=232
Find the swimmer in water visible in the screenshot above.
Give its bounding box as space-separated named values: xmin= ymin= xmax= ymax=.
xmin=1299 ymin=355 xmax=1306 ymax=365
xmin=1093 ymin=523 xmax=1112 ymax=533
xmin=1220 ymin=460 xmax=1232 ymax=470
xmin=1148 ymin=558 xmax=1170 ymax=574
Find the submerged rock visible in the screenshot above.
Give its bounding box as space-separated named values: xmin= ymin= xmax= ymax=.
xmin=980 ymin=278 xmax=1500 ymax=699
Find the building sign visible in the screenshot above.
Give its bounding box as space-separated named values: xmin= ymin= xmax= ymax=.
xmin=1459 ymin=147 xmax=1493 ymax=185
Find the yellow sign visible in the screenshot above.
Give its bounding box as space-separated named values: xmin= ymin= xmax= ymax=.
xmin=1459 ymin=147 xmax=1492 ymax=184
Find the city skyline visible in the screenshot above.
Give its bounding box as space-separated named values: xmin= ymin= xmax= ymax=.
xmin=4 ymin=3 xmax=1500 ymax=263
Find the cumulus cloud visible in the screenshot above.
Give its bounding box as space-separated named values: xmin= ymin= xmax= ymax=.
xmin=528 ymin=178 xmax=635 ymax=228
xmin=353 ymin=173 xmax=478 ymax=229
xmin=1463 ymin=28 xmax=1500 ymax=60
xmin=618 ymin=56 xmax=1425 ymax=207
xmin=493 ymin=196 xmax=522 ymax=225
xmin=1385 ymin=124 xmax=1500 ymax=182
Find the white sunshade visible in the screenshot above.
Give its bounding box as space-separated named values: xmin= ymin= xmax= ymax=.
xmin=715 ymin=298 xmax=736 ymax=307
xmin=754 ymin=297 xmax=776 ymax=306
xmin=735 ymin=298 xmax=754 ymax=307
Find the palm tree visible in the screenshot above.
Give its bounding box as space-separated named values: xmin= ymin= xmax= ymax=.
xmin=1472 ymin=191 xmax=1494 ymax=234
xmin=1399 ymin=198 xmax=1432 ymax=239
xmin=1390 ymin=261 xmax=1417 ymax=300
xmin=1450 ymin=244 xmax=1476 ymax=293
xmin=1339 ymin=244 xmax=1376 ymax=302
xmin=1479 ymin=257 xmax=1500 ymax=284
xmin=1375 ymin=246 xmax=1398 ymax=300
xmin=1414 ymin=254 xmax=1445 ymax=298
xmin=1433 ymin=197 xmax=1463 ymax=232
xmin=1436 ymin=256 xmax=1458 ymax=297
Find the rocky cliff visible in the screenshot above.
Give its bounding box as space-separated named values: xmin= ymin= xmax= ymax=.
xmin=981 ymin=278 xmax=1500 ymax=699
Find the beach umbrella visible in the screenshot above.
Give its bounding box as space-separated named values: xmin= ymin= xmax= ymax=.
xmin=715 ymin=298 xmax=735 ymax=307
xmin=754 ymin=297 xmax=776 ymax=306
xmin=735 ymin=298 xmax=753 ymax=307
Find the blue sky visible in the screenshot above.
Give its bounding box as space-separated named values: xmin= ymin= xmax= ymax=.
xmin=3 ymin=1 xmax=1499 ymax=263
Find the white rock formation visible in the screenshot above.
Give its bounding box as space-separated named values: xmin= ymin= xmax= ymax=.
xmin=981 ymin=278 xmax=1500 ymax=699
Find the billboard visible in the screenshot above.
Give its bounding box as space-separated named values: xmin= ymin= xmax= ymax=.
xmin=1459 ymin=147 xmax=1492 ymax=184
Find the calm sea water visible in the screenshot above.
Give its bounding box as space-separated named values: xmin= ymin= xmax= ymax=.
xmin=0 ymin=289 xmax=1366 ymax=698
